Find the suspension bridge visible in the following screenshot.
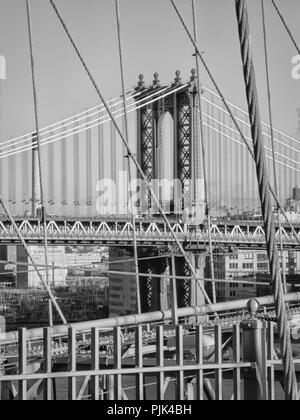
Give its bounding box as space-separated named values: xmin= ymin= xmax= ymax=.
xmin=1 ymin=0 xmax=300 ymax=401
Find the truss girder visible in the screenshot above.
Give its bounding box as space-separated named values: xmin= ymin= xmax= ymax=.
xmin=0 ymin=219 xmax=299 ymax=248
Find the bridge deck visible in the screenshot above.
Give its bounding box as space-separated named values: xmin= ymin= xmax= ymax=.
xmin=0 ymin=218 xmax=299 ymax=248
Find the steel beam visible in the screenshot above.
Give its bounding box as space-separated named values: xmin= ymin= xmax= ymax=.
xmin=2 ymin=292 xmax=300 ymax=345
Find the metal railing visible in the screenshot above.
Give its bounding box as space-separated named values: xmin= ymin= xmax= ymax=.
xmin=1 ymin=320 xmax=299 ymax=400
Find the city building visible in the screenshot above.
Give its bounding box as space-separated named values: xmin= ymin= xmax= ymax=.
xmin=108 ymin=248 xmax=137 ymax=317
xmin=65 ymin=252 xmax=101 ymax=268
xmin=207 ymin=250 xmax=300 ymax=302
xmin=66 ymin=276 xmax=108 ymax=289
xmin=0 ymin=246 xmax=16 ymax=287
xmin=17 ymin=246 xmax=67 ymax=289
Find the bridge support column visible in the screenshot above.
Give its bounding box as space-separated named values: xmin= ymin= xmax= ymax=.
xmin=242 ymin=301 xmax=268 ymax=400
xmin=172 ymin=252 xmax=206 ymax=323
xmin=139 ymin=251 xmax=168 ymax=313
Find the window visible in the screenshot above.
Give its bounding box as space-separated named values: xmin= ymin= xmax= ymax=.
xmin=242 ymin=263 xmax=253 ymax=269
xmin=257 ymin=263 xmax=268 ymax=271
xmin=110 ymin=294 xmax=121 ymax=299
xmin=257 ymin=253 xmax=268 ymax=261
xmin=110 ymin=286 xmax=122 ymax=291
xmin=244 ymin=253 xmax=254 ymax=260
xmin=229 ymin=263 xmax=238 ymax=269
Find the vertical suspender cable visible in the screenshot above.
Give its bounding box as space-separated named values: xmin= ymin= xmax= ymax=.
xmin=191 ymin=0 xmax=217 ymax=305
xmin=115 ymin=0 xmax=141 ymax=315
xmin=261 ymin=0 xmax=287 ymax=294
xmin=48 ymin=0 xmax=212 ymax=305
xmin=235 ymin=0 xmax=297 ymax=400
xmin=26 ymin=0 xmax=65 ymax=325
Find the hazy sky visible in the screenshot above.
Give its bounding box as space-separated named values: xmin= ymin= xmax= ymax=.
xmin=0 ymin=0 xmax=299 ymax=141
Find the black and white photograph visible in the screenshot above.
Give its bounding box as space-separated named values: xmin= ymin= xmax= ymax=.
xmin=0 ymin=0 xmax=300 ymax=403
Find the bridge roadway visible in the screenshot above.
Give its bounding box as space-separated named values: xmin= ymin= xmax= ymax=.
xmin=0 ymin=216 xmax=300 ymax=249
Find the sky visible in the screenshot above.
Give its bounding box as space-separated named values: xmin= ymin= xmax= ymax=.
xmin=0 ymin=0 xmax=299 ymax=142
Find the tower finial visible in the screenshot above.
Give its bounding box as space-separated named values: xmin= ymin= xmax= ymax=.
xmin=174 ymin=70 xmax=182 ymax=86
xmin=152 ymin=72 xmax=160 ymax=89
xmin=190 ymin=68 xmax=197 ymax=82
xmin=189 ymin=68 xmax=198 ymax=94
xmin=135 ymin=74 xmax=145 ymax=91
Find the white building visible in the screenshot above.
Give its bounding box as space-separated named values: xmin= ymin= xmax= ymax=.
xmin=17 ymin=246 xmax=67 ymax=289
xmin=213 ymin=250 xmax=298 ymax=302
xmin=65 ymin=253 xmax=101 ymax=268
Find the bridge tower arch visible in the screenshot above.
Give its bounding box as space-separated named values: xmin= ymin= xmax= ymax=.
xmin=135 ymin=70 xmax=203 ymax=216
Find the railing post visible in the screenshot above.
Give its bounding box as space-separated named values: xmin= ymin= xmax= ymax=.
xmin=68 ymin=327 xmax=77 ymax=401
xmin=43 ymin=328 xmax=52 ymax=400
xmin=156 ymin=325 xmax=164 ymax=400
xmin=135 ymin=326 xmax=144 ymax=400
xmin=176 ymin=325 xmax=184 ymax=400
xmin=18 ymin=328 xmax=27 ymax=401
xmin=113 ymin=327 xmax=122 ymax=400
xmin=91 ymin=327 xmax=99 ymax=400
xmin=241 ymin=300 xmax=268 ymax=400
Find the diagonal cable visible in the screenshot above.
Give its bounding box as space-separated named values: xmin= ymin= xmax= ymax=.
xmin=270 ymin=0 xmax=300 ymax=55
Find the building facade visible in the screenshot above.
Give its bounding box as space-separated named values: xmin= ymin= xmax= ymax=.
xmin=108 ymin=248 xmax=137 ymax=317
xmin=65 ymin=253 xmax=101 ymax=268
xmin=17 ymin=246 xmax=67 ymax=289
xmin=208 ymin=250 xmax=300 ymax=302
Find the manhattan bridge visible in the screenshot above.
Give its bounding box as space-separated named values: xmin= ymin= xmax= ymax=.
xmin=1 ymin=0 xmax=300 ymax=401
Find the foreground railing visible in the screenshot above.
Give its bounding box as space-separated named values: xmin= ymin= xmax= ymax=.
xmin=1 ymin=318 xmax=299 ymax=400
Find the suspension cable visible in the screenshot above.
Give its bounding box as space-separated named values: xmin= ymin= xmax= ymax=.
xmin=235 ymin=0 xmax=297 ymax=400
xmin=0 ymin=84 xmax=186 ymax=160
xmin=191 ymin=0 xmax=216 ymax=305
xmin=48 ymin=0 xmax=212 ymax=305
xmin=204 ymin=87 xmax=300 ymax=147
xmin=270 ymin=0 xmax=300 ymax=55
xmin=2 ymin=100 xmax=300 ymax=176
xmin=0 ymin=90 xmax=142 ymax=149
xmin=202 ymin=120 xmax=300 ymax=173
xmin=1 ymin=82 xmax=299 ymax=172
xmin=26 ymin=0 xmax=61 ymax=325
xmin=0 ymin=85 xmax=172 ymax=153
xmin=261 ymin=0 xmax=287 ymax=294
xmin=115 ymin=0 xmax=141 ymax=315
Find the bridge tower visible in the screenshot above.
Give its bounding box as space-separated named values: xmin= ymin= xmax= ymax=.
xmin=135 ymin=69 xmax=203 ymax=217
xmin=134 ymin=70 xmax=206 ymax=314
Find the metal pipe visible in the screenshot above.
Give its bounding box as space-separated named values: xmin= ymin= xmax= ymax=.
xmin=2 ymin=292 xmax=300 ymax=345
xmin=242 ymin=319 xmax=268 ymax=400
